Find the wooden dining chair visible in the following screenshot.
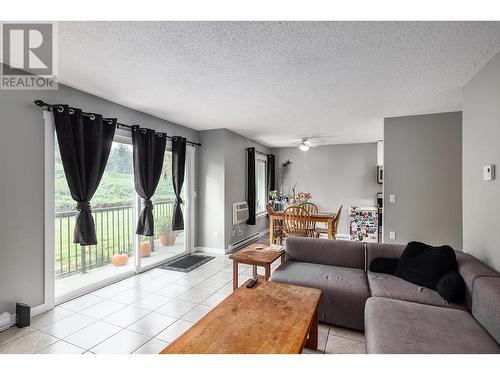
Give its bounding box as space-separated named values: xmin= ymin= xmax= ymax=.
xmin=266 ymin=202 xmax=284 ymax=244
xmin=300 ymin=202 xmax=319 ymax=235
xmin=315 ymin=205 xmax=343 ymax=239
xmin=332 ymin=205 xmax=343 ymax=237
xmin=300 ymin=202 xmax=319 ymax=214
xmin=282 ymin=206 xmax=315 ymax=238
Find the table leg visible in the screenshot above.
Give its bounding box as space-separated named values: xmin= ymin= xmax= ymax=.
xmin=252 ymin=265 xmax=258 ymax=278
xmin=327 ymin=220 xmax=333 ymax=240
xmin=232 ymin=261 xmax=239 ymax=291
xmin=305 ymin=307 xmax=318 ymax=350
xmin=264 ymin=264 xmax=271 ymax=280
xmin=280 ymin=252 xmax=285 ymax=264
xmin=269 ymin=218 xmax=274 ymax=246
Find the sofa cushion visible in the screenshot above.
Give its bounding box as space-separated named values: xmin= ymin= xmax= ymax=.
xmin=367 ymin=271 xmax=466 ymax=310
xmin=270 ymin=261 xmax=370 ymax=331
xmin=284 ymin=237 xmax=365 ymax=270
xmin=472 ymin=277 xmax=500 ymax=345
xmin=369 ymin=257 xmax=398 ymax=274
xmin=436 ymin=270 xmax=465 ymax=303
xmin=394 ymin=241 xmax=458 ymax=290
xmin=456 ymin=251 xmax=500 ymax=309
xmin=365 ymin=297 xmax=500 ymax=354
xmin=366 ymin=243 xmax=405 ymax=269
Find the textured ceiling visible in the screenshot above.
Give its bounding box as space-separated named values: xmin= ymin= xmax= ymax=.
xmin=57 ymin=21 xmax=500 ymax=147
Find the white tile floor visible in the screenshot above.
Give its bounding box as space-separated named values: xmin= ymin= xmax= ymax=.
xmin=0 ymin=251 xmax=366 ymax=354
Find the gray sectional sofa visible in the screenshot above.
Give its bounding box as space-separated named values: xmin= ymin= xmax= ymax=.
xmin=269 ymin=237 xmax=500 ymax=354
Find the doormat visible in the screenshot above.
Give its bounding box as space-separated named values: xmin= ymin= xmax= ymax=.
xmin=157 ymin=254 xmax=215 ymax=273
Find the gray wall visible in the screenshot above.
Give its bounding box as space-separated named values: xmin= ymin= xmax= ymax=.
xmin=196 ymin=129 xmax=270 ymax=251
xmin=384 ymin=112 xmax=463 ymax=249
xmin=463 ymin=51 xmax=500 ymax=271
xmin=224 ymin=130 xmax=270 ymax=249
xmin=0 ymin=83 xmax=199 ymax=314
xmin=197 ymin=129 xmax=226 ymax=250
xmin=272 ymin=143 xmax=380 ymax=235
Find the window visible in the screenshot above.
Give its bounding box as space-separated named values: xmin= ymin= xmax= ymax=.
xmin=256 ymin=155 xmax=267 ymax=215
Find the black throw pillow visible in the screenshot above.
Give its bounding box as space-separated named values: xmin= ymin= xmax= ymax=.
xmin=369 ymin=257 xmax=399 ymax=274
xmin=436 ymin=270 xmax=465 ymax=303
xmin=394 ymin=241 xmax=458 ymax=290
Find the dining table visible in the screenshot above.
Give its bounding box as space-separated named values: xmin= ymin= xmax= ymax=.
xmin=268 ymin=210 xmax=337 ymax=245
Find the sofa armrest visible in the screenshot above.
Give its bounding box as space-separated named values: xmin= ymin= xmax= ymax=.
xmin=285 ymin=237 xmax=365 ymax=270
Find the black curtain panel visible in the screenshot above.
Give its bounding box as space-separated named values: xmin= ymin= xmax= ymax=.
xmin=247 ymin=148 xmax=256 ymax=225
xmin=132 ymin=126 xmax=167 ymax=236
xmin=172 ymin=137 xmax=187 ymax=231
xmin=53 ymin=105 xmax=116 ymax=245
xmin=267 ymin=154 xmax=276 ymax=194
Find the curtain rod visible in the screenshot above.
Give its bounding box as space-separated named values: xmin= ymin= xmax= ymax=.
xmin=34 ymin=100 xmax=202 ymax=147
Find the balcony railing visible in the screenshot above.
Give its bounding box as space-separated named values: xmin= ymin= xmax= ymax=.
xmin=55 ymin=199 xmax=174 ymax=278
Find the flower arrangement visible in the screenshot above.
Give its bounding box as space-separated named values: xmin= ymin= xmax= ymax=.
xmin=269 ymin=190 xmax=279 ymax=201
xmin=296 ymin=192 xmax=312 ymax=203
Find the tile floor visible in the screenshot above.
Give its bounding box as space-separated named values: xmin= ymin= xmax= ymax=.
xmin=0 ymin=252 xmax=366 ymax=354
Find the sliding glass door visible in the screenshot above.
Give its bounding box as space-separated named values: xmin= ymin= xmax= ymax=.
xmin=54 ymin=133 xmax=136 ymax=301
xmin=53 ymin=122 xmax=195 ymax=301
xmin=138 ymin=146 xmax=194 ymax=271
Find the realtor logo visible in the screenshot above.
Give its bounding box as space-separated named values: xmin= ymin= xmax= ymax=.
xmin=1 ymin=22 xmax=58 ymax=89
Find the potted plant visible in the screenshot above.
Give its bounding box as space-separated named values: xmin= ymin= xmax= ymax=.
xmin=158 ymin=215 xmax=177 ymax=247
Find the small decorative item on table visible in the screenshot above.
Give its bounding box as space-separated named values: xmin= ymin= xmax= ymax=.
xmin=296 ymin=192 xmax=312 ymax=204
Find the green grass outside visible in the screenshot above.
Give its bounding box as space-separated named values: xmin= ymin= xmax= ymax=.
xmin=55 ymin=144 xmax=179 ymax=277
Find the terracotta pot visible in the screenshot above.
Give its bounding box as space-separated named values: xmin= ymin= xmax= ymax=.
xmin=111 ymin=253 xmax=129 ymax=267
xmin=139 ymin=241 xmax=152 ymax=258
xmin=159 ymin=230 xmax=177 ymax=246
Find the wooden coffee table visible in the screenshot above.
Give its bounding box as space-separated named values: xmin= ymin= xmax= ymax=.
xmin=229 ymin=243 xmax=285 ymax=291
xmin=160 ymin=280 xmax=321 ymax=354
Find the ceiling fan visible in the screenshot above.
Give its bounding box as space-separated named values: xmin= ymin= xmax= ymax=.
xmin=298 ymin=138 xmax=313 ymax=152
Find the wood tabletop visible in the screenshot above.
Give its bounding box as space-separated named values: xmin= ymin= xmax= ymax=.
xmin=160 ymin=280 xmax=322 ymax=354
xmin=272 ymin=211 xmax=335 ymax=218
xmin=229 ymin=243 xmax=284 ymax=265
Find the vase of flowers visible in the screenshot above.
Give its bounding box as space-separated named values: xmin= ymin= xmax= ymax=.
xmin=296 ymin=192 xmax=312 ymax=204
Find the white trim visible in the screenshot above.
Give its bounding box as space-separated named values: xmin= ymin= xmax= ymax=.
xmin=255 ymin=152 xmax=267 ymax=162
xmin=193 ymin=246 xmax=226 ymax=255
xmin=186 ymin=145 xmax=196 ymax=254
xmin=39 ymin=110 xmax=56 ymax=317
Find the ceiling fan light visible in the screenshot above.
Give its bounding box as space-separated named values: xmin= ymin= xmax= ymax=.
xmin=299 ymin=143 xmax=310 ymax=152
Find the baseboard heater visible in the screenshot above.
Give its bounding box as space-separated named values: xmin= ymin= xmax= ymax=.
xmin=228 ymin=232 xmax=261 ymax=252
xmin=0 ymin=312 xmax=12 ymax=332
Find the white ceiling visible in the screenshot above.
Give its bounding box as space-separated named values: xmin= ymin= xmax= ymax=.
xmin=58 ymin=21 xmax=500 ymax=147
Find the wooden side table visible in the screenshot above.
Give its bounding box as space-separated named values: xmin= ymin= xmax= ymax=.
xmin=229 ymin=243 xmax=285 ymax=291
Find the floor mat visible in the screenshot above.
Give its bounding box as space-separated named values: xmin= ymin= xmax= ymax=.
xmin=157 ymin=254 xmax=215 ymax=273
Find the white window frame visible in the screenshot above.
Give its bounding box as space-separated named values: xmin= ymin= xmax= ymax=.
xmin=255 ymin=153 xmax=268 ymax=217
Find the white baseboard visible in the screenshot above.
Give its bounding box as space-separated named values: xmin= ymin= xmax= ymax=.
xmin=0 ymin=301 xmax=52 ymax=332
xmin=194 ymin=246 xmax=226 ymax=255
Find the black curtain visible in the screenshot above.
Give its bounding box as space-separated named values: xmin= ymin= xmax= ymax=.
xmin=53 ymin=105 xmax=116 ymax=245
xmin=172 ymin=137 xmax=186 ymax=231
xmin=267 ymin=154 xmax=276 ymax=194
xmin=247 ymin=148 xmax=256 ymax=225
xmin=132 ymin=126 xmax=167 ymax=236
